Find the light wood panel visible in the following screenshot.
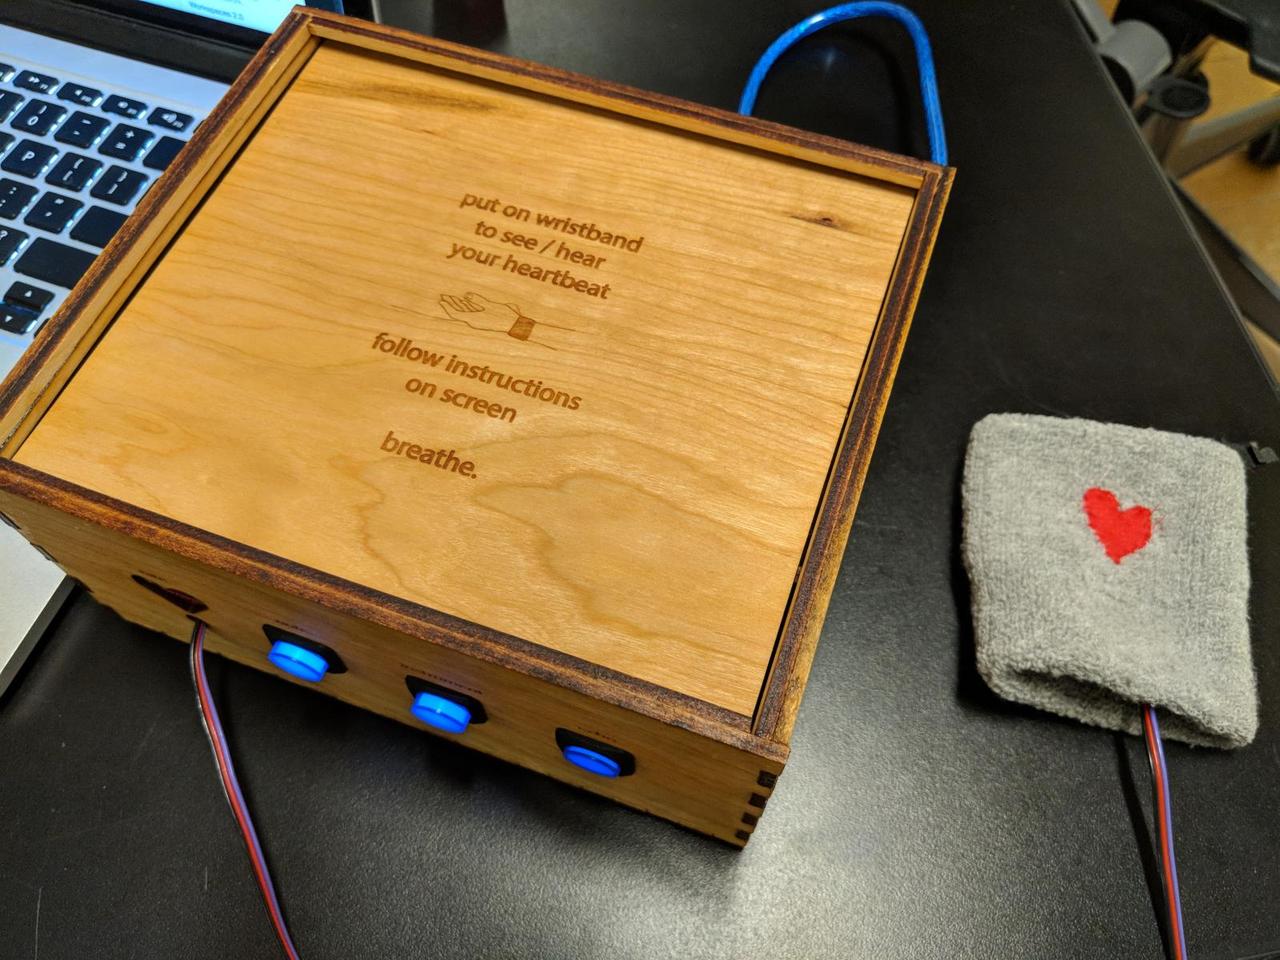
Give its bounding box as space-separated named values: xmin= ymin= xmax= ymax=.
xmin=16 ymin=39 xmax=915 ymax=715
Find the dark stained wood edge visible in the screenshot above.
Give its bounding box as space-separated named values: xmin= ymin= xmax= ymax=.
xmin=0 ymin=13 xmax=316 ymax=450
xmin=301 ymin=9 xmax=939 ymax=187
xmin=0 ymin=458 xmax=781 ymax=756
xmin=752 ymin=166 xmax=955 ymax=743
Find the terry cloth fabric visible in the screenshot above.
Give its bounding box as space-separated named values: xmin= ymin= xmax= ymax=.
xmin=962 ymin=413 xmax=1256 ymax=748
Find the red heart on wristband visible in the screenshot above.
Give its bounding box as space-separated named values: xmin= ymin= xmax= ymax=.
xmin=1083 ymin=487 xmax=1153 ymax=564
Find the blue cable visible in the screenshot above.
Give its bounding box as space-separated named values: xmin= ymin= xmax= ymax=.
xmin=738 ymin=2 xmax=948 ymax=166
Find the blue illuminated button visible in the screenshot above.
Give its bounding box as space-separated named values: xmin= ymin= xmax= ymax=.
xmin=562 ymin=744 xmax=621 ymax=778
xmin=410 ymin=691 xmax=471 ymax=734
xmin=267 ymin=640 xmax=329 ymax=683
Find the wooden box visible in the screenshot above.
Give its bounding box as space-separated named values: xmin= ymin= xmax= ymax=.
xmin=0 ymin=9 xmax=950 ymax=845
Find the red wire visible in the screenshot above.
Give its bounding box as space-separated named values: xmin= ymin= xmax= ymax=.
xmin=1143 ymin=708 xmax=1185 ymax=960
xmin=196 ymin=674 xmax=286 ymax=943
xmin=196 ymin=653 xmax=298 ymax=959
xmin=193 ymin=624 xmax=302 ymax=960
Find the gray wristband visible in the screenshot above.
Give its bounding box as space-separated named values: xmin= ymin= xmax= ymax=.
xmin=962 ymin=413 xmax=1256 ymax=748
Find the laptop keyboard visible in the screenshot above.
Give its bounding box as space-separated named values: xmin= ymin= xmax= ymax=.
xmin=0 ymin=55 xmax=209 ymax=354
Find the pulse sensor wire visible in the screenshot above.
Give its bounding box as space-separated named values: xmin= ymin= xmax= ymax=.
xmin=1143 ymin=704 xmax=1188 ymax=960
xmin=190 ymin=619 xmax=303 ymax=960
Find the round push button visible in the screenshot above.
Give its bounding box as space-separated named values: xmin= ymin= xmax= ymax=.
xmin=410 ymin=691 xmax=471 ymax=734
xmin=562 ymin=744 xmax=621 ymax=778
xmin=267 ymin=640 xmax=329 ymax=683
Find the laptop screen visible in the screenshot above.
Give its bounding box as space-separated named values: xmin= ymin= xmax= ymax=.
xmin=132 ymin=0 xmax=343 ymax=34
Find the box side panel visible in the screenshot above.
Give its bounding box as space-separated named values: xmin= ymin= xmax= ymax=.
xmin=0 ymin=484 xmax=783 ymax=846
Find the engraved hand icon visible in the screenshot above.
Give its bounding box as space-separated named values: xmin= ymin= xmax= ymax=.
xmin=438 ymin=292 xmax=536 ymax=341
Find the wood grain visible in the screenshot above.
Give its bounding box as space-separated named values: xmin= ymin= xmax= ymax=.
xmin=305 ymin=11 xmax=936 ymax=188
xmin=16 ymin=38 xmax=916 ymax=716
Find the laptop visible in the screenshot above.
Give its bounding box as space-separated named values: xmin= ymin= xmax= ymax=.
xmin=0 ymin=0 xmax=371 ymax=694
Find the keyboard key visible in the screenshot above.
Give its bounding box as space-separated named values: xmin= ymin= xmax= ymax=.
xmin=24 ymin=193 xmax=83 ymax=234
xmin=0 ymin=92 xmax=23 ymax=122
xmin=0 ymin=178 xmax=38 ymax=219
xmin=0 ymin=64 xmax=14 ymax=83
xmin=0 ymin=132 xmax=13 ymax=155
xmin=55 ymin=111 xmax=110 ymax=149
xmin=14 ymin=71 xmax=58 ymax=94
xmin=70 ymin=205 xmax=127 ymax=248
xmin=99 ymin=123 xmax=153 ymax=161
xmin=147 ymin=107 xmax=194 ymax=133
xmin=143 ymin=136 xmax=185 ymax=171
xmin=102 ymin=95 xmax=147 ymax=119
xmin=15 ymin=238 xmax=94 ymax=289
xmin=1 ymin=140 xmax=58 ymax=178
xmin=0 ymin=225 xmax=29 ymax=264
xmin=90 ymin=165 xmax=147 ymax=206
xmin=46 ymin=153 xmax=103 ymax=192
xmin=0 ymin=303 xmax=40 ymax=336
xmin=4 ymin=281 xmax=54 ymax=313
xmin=57 ymin=83 xmax=103 ymax=107
xmin=10 ymin=99 xmax=68 ymax=137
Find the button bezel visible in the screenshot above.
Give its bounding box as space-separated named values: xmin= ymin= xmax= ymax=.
xmin=404 ymin=675 xmax=487 ymax=724
xmin=555 ymin=728 xmax=636 ymax=777
xmin=262 ymin=624 xmax=347 ymax=673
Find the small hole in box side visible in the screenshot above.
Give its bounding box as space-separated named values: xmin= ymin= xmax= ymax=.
xmin=131 ymin=573 xmax=208 ymax=613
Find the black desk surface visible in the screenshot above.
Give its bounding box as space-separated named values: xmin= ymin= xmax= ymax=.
xmin=3 ymin=1 xmax=1279 ymax=957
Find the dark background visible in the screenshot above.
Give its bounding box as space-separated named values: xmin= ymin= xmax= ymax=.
xmin=2 ymin=1 xmax=1279 ymax=957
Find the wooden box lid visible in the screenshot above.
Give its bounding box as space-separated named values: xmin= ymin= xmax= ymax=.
xmin=8 ymin=13 xmax=949 ymax=719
